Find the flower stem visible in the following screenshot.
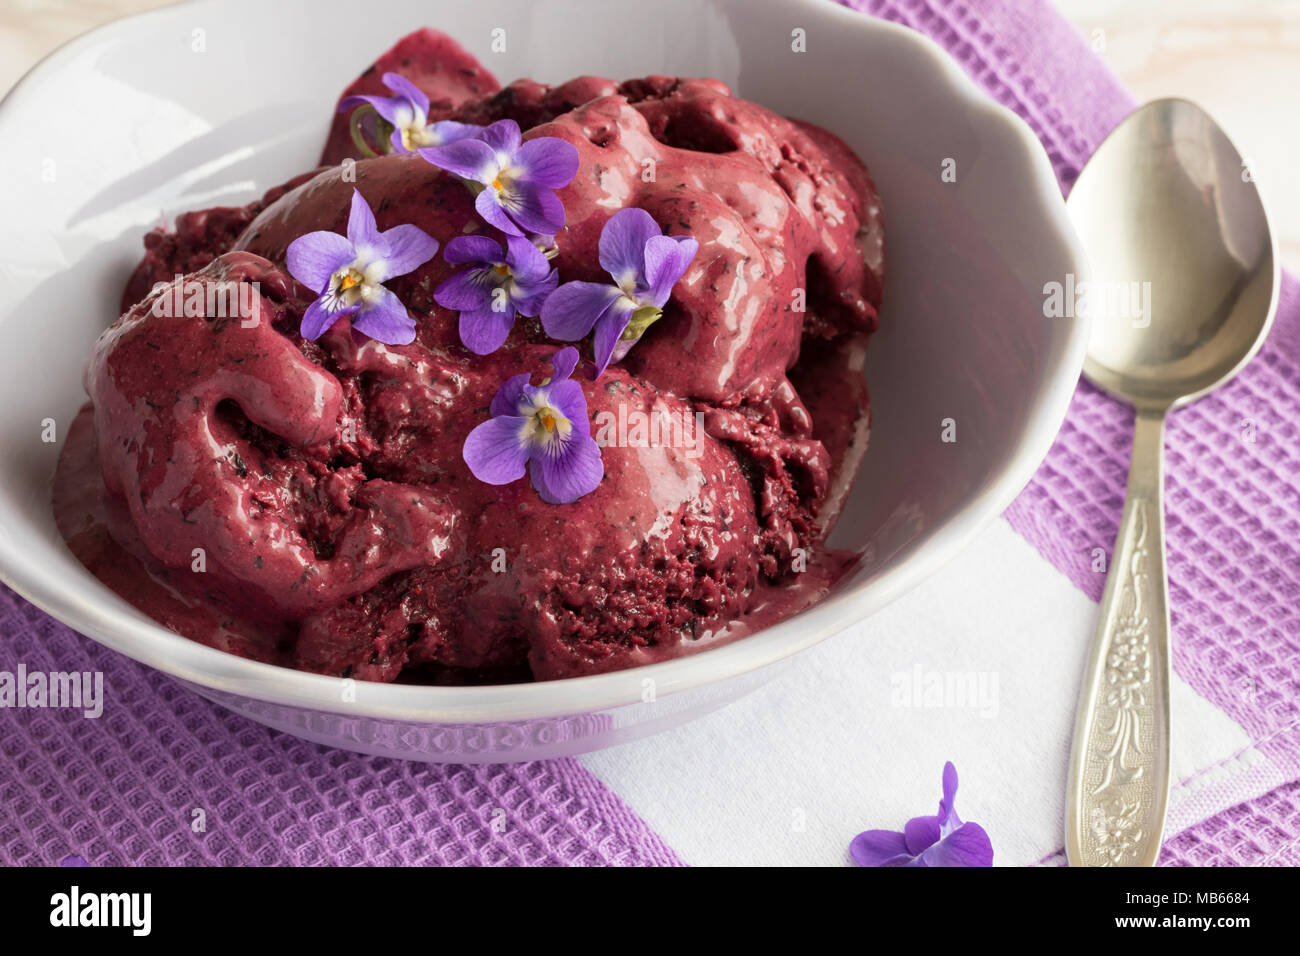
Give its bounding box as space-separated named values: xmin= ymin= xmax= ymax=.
xmin=621 ymin=305 xmax=662 ymax=341
xmin=347 ymin=105 xmax=391 ymax=159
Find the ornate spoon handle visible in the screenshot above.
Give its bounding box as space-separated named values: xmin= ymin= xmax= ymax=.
xmin=1066 ymin=408 xmax=1172 ymax=867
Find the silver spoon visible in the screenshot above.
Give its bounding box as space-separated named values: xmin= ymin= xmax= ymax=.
xmin=1064 ymin=99 xmax=1278 ymax=867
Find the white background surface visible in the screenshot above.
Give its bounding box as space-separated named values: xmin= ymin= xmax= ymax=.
xmin=582 ymin=521 xmax=1278 ymax=865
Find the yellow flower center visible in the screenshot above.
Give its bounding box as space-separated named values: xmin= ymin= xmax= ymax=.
xmin=521 ymin=397 xmax=571 ymax=449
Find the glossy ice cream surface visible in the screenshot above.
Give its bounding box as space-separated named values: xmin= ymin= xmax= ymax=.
xmin=55 ymin=29 xmax=884 ymax=684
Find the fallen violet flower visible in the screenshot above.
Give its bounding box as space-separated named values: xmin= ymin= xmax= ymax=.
xmin=462 ymin=346 xmax=603 ymax=504
xmin=540 ymin=207 xmax=697 ymax=377
xmin=434 ymin=234 xmax=558 ymax=355
xmin=849 ymin=762 xmax=994 ymax=867
xmin=286 ymin=188 xmax=439 ymax=346
xmin=419 ymin=119 xmax=579 ymax=237
xmin=338 ymin=72 xmax=484 ymax=155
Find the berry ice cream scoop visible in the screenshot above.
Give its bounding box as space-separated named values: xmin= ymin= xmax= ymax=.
xmin=56 ymin=28 xmax=884 ymax=684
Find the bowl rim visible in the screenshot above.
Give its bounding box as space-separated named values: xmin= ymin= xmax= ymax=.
xmin=0 ymin=0 xmax=1090 ymax=723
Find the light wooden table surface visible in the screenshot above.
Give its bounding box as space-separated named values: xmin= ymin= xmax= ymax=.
xmin=3 ymin=0 xmax=1296 ymax=269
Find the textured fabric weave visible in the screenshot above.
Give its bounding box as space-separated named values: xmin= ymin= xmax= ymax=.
xmin=0 ymin=588 xmax=682 ymax=866
xmin=1162 ymin=777 xmax=1300 ymax=867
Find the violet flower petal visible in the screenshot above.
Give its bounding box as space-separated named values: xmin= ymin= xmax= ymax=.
xmin=549 ymin=346 xmax=580 ymax=382
xmin=285 ymin=230 xmax=356 ymax=294
xmin=504 ymin=234 xmax=551 ymax=283
xmin=529 ymin=434 xmax=603 ymax=504
xmin=597 ymin=207 xmax=661 ymax=284
xmin=489 ymin=373 xmax=532 ymax=418
xmin=428 ymin=120 xmax=489 ymax=147
xmin=420 ymin=137 xmax=498 ymax=184
xmin=938 ymin=761 xmax=961 ymax=833
xmin=911 ymin=822 xmax=994 ymax=868
xmin=540 ymin=281 xmax=623 ymax=341
xmin=478 ymin=118 xmax=522 ymax=154
xmin=643 ymin=234 xmax=699 ymax=307
xmin=434 ymin=268 xmax=494 ymax=311
xmin=301 ymin=297 xmax=355 ymax=341
xmin=463 ymin=416 xmax=530 ymax=484
xmin=444 ymin=234 xmax=504 ymax=266
xmin=512 ymin=270 xmax=559 ymax=318
xmin=338 ymin=93 xmax=414 ymax=130
xmin=380 ymin=71 xmax=430 ymax=116
xmin=591 ymin=299 xmax=637 ymax=378
xmin=848 ymin=830 xmax=914 ymax=867
xmin=350 ymin=285 xmax=415 ymax=345
xmin=459 ymin=307 xmax=516 ymax=355
xmin=345 ymin=188 xmax=383 ymax=254
xmin=517 ymin=136 xmax=580 ymax=189
xmin=338 ymin=93 xmax=372 ymax=114
xmin=903 ymin=815 xmax=942 ymax=856
xmin=376 ymin=223 xmax=440 ymax=281
xmin=474 ymin=187 xmax=523 ymax=236
xmin=505 ymin=182 xmax=566 ymax=237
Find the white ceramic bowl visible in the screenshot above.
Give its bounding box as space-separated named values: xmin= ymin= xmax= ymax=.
xmin=0 ymin=0 xmax=1087 ymax=762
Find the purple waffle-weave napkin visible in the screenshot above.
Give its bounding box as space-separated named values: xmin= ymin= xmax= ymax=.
xmin=0 ymin=588 xmax=683 ymax=865
xmin=2 ymin=0 xmax=1298 ymax=867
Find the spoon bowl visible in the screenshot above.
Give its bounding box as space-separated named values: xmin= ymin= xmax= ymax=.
xmin=1069 ymin=98 xmax=1278 ymax=410
xmin=1065 ymin=98 xmax=1278 ymax=867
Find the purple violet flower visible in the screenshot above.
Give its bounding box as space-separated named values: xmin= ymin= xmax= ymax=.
xmin=462 ymin=346 xmax=603 ymax=504
xmin=419 ymin=119 xmax=579 ymax=237
xmin=540 ymin=207 xmax=698 ymax=377
xmin=434 ymin=234 xmax=558 ymax=355
xmin=338 ymin=72 xmax=484 ymax=154
xmin=285 ymin=188 xmax=440 ymax=346
xmin=849 ymin=762 xmax=994 ymax=867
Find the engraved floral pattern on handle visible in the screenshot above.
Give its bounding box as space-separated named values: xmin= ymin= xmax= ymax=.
xmin=1078 ymin=501 xmax=1158 ymax=867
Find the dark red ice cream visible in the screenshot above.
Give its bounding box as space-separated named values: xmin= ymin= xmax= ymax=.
xmin=55 ymin=29 xmax=884 ymax=684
